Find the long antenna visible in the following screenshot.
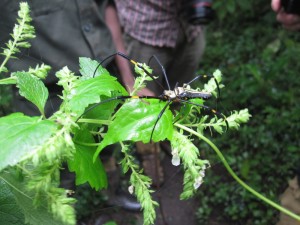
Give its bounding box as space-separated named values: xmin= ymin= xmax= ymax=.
xmin=148 ymin=55 xmax=171 ymax=90
xmin=93 ymin=52 xmax=165 ymax=91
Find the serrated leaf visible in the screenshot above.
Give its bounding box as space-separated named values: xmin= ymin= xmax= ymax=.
xmin=94 ymin=99 xmax=173 ymax=160
xmin=83 ymin=96 xmax=121 ymax=121
xmin=15 ymin=72 xmax=48 ymax=116
xmin=68 ymin=145 xmax=107 ymax=190
xmin=68 ymin=125 xmax=107 ymax=190
xmin=0 ymin=179 xmax=24 ymax=225
xmin=79 ymin=57 xmax=110 ymax=79
xmin=0 ymin=113 xmax=57 ymax=171
xmin=0 ymin=171 xmax=64 ymax=225
xmin=68 ymin=75 xmax=127 ymax=116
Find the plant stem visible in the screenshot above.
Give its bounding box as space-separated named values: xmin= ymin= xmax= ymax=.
xmin=175 ymin=123 xmax=300 ymax=222
xmin=76 ymin=118 xmax=111 ymax=125
xmin=0 ymin=9 xmax=27 ymax=73
xmin=0 ymin=77 xmax=17 ymax=85
xmin=74 ymin=141 xmax=100 ymax=147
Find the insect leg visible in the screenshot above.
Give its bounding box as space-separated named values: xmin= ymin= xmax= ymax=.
xmin=150 ymin=100 xmax=172 ymax=142
xmin=172 ymin=102 xmax=188 ymax=124
xmin=180 ymin=99 xmax=229 ymax=130
xmin=148 ymin=55 xmax=170 ymax=90
xmin=75 ymin=95 xmax=133 ymax=122
xmin=93 ymin=52 xmax=135 ymax=77
xmin=76 ymin=95 xmax=163 ymax=122
xmin=94 ymin=52 xmax=165 ymax=91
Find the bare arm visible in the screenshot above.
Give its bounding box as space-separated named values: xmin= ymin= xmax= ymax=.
xmin=105 ymin=3 xmax=155 ymax=96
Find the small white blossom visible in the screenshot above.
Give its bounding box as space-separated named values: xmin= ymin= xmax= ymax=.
xmin=171 ymin=148 xmax=180 ymax=166
xmin=194 ymin=168 xmax=206 ymax=189
xmin=193 ymin=176 xmax=203 ymax=189
xmin=70 ymin=89 xmax=76 ymax=95
xmin=199 ymin=170 xmax=205 ymax=177
xmin=128 ymin=185 xmax=134 ymax=195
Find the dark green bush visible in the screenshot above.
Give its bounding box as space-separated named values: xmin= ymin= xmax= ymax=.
xmin=195 ymin=1 xmax=300 ymax=224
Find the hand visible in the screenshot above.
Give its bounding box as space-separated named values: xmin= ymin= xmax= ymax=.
xmin=271 ymin=0 xmax=300 ymax=31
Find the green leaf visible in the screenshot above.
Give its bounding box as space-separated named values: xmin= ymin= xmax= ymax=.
xmin=0 ymin=179 xmax=24 ymax=225
xmin=94 ymin=99 xmax=173 ymax=160
xmin=226 ymin=0 xmax=236 ymax=13
xmin=0 ymin=113 xmax=57 ymax=171
xmin=68 ymin=75 xmax=128 ymax=116
xmin=15 ymin=72 xmax=48 ymax=116
xmin=79 ymin=57 xmax=110 ymax=79
xmin=68 ymin=145 xmax=107 ymax=190
xmin=0 ymin=171 xmax=64 ymax=225
xmin=68 ymin=125 xmax=107 ymax=190
xmin=83 ymin=96 xmax=121 ymax=121
xmin=0 ymin=77 xmax=17 ymax=85
xmin=103 ymin=221 xmax=117 ymax=225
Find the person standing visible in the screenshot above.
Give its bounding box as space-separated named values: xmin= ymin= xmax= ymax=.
xmin=114 ymin=0 xmax=206 ymax=95
xmin=114 ymin=0 xmax=207 ymax=186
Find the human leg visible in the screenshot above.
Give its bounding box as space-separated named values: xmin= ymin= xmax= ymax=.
xmin=123 ymin=33 xmax=173 ymax=95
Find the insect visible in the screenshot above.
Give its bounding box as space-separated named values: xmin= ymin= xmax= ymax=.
xmin=81 ymin=52 xmax=228 ymax=142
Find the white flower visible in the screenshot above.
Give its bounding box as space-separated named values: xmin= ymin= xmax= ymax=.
xmin=193 ymin=176 xmax=203 ymax=189
xmin=194 ymin=168 xmax=206 ymax=189
xmin=171 ymin=148 xmax=180 ymax=166
xmin=128 ymin=185 xmax=134 ymax=195
xmin=199 ymin=170 xmax=205 ymax=177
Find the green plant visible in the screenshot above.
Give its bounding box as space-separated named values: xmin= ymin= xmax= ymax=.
xmin=0 ymin=1 xmax=36 ymax=117
xmin=1 ymin=2 xmax=299 ymax=225
xmin=195 ymin=1 xmax=300 ymax=224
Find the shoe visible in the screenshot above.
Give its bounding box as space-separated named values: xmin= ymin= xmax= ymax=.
xmin=107 ymin=186 xmax=141 ymax=212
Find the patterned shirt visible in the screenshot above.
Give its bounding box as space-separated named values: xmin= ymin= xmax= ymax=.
xmin=114 ymin=0 xmax=202 ymax=48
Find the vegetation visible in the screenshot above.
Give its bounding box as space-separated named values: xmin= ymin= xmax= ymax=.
xmin=0 ymin=3 xmax=249 ymax=225
xmin=195 ymin=1 xmax=300 ymax=224
xmin=0 ymin=1 xmax=299 ymax=225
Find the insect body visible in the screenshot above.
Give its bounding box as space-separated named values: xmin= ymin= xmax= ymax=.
xmin=80 ymin=52 xmax=227 ymax=142
xmin=163 ymin=85 xmax=212 ymax=101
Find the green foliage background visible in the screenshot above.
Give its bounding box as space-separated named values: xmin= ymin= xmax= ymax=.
xmin=0 ymin=1 xmax=299 ymax=225
xmin=195 ymin=1 xmax=300 ymax=224
xmin=0 ymin=71 xmax=12 ymax=116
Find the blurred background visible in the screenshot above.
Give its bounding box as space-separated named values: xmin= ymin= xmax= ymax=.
xmin=195 ymin=1 xmax=300 ymax=224
xmin=1 ymin=0 xmax=299 ymax=225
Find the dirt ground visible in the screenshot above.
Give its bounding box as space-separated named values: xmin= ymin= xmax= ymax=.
xmin=78 ymin=150 xmax=204 ymax=225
